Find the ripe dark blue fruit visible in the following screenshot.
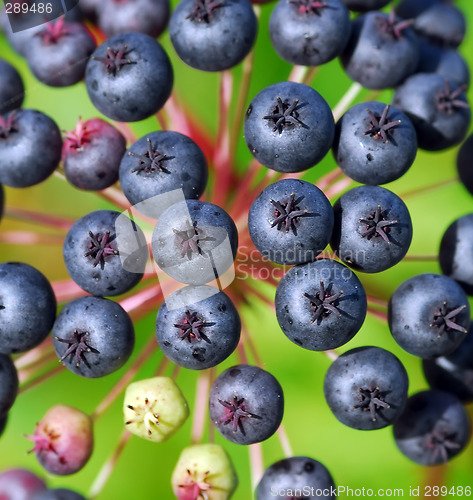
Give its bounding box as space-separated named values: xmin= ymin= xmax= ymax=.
xmin=393 ymin=390 xmax=471 ymax=465
xmin=97 ymin=0 xmax=170 ymax=38
xmin=0 ymin=109 xmax=62 ymax=188
xmin=152 ymin=200 xmax=238 ymax=285
xmin=0 ymin=469 xmax=47 ymax=500
xmin=333 ymin=102 xmax=417 ymax=185
xmin=62 ymin=118 xmax=126 ymax=191
xmin=248 ymin=179 xmax=334 ymax=265
xmin=85 ymin=33 xmax=173 ymax=122
xmin=269 ymin=0 xmax=350 ymax=67
xmin=342 ymin=0 xmax=391 ymax=12
xmin=0 ymin=262 xmax=57 ymax=355
xmin=0 ymin=353 xmax=18 ymax=418
xmin=423 ymin=325 xmax=473 ymax=403
xmin=275 ymin=259 xmax=367 ymax=351
xmin=388 ymin=273 xmax=470 ymax=359
xmin=244 ymin=81 xmax=335 ymax=173
xmin=439 ymin=213 xmax=473 ymax=295
xmin=33 ymin=488 xmax=86 ymax=500
xmin=25 ymin=19 xmax=95 ymax=87
xmin=155 ymin=285 xmax=240 ymax=370
xmin=331 ymin=185 xmax=413 ymax=273
xmin=0 ymin=57 xmax=24 ymax=113
xmin=169 ymin=0 xmax=257 ymax=72
xmin=53 ymin=296 xmax=134 ymax=378
xmin=393 ymin=73 xmax=471 ymax=151
xmin=256 ymin=456 xmax=336 ymax=500
xmin=457 ymin=133 xmax=473 ymax=195
xmin=119 ymin=131 xmax=208 ymax=216
xmin=341 ymin=9 xmax=419 ymax=90
xmin=209 ymin=364 xmax=284 ymax=445
xmin=324 ymin=346 xmax=409 ymax=430
xmin=397 ymin=0 xmax=466 ymax=48
xmin=63 ymin=209 xmax=148 ymax=297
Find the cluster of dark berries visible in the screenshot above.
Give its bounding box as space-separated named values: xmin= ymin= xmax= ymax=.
xmin=0 ymin=0 xmax=472 ymax=498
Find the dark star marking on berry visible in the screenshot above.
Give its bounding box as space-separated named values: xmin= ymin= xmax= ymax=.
xmin=376 ymin=7 xmax=414 ymax=39
xmin=63 ymin=118 xmax=92 ymax=152
xmin=55 ymin=330 xmax=99 ymax=368
xmin=84 ymin=230 xmax=119 ymax=269
xmin=173 ymin=220 xmax=215 ymax=259
xmin=263 ymin=96 xmax=306 ymax=134
xmin=359 ymin=205 xmax=398 ymax=243
xmin=218 ymin=396 xmax=260 ymax=435
xmin=426 ymin=428 xmax=461 ymax=464
xmin=288 ymin=0 xmax=326 ymax=15
xmin=436 ymin=80 xmax=469 ymax=114
xmin=0 ymin=111 xmax=17 ymax=139
xmin=93 ymin=45 xmax=135 ymax=76
xmin=364 ymin=105 xmax=401 ymax=143
xmin=430 ymin=302 xmax=468 ymax=336
xmin=36 ymin=18 xmax=69 ymax=45
xmin=303 ymin=281 xmax=343 ymax=325
xmin=173 ymin=310 xmax=216 ymax=344
xmin=187 ymin=0 xmax=224 ymax=23
xmin=128 ymin=137 xmax=173 ymax=174
xmin=270 ymin=193 xmax=310 ymax=235
xmin=353 ymin=386 xmax=390 ymax=421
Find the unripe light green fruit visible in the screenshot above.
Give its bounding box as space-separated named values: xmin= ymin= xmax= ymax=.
xmin=172 ymin=444 xmax=238 ymax=500
xmin=123 ymin=377 xmax=189 ymax=442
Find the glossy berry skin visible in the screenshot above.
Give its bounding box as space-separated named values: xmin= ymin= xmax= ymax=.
xmin=457 ymin=134 xmax=473 ymax=195
xmin=52 ymin=296 xmax=135 ymax=378
xmin=0 ymin=262 xmax=57 ymax=355
xmin=423 ymin=325 xmax=473 ymax=403
xmin=26 ymin=405 xmax=93 ymax=476
xmin=0 ymin=353 xmax=18 ymax=418
xmin=269 ymin=0 xmax=350 ymax=67
xmin=169 ymin=0 xmax=257 ymax=72
xmin=275 ymin=259 xmax=367 ymax=351
xmin=0 ymin=57 xmax=24 ymax=113
xmin=33 ymin=489 xmax=86 ymax=500
xmin=244 ymin=81 xmax=335 ymax=173
xmin=333 ymin=101 xmax=417 ymax=185
xmin=248 ymin=179 xmax=334 ymax=265
xmin=209 ymin=364 xmax=284 ymax=445
xmin=331 ymin=186 xmax=413 ymax=273
xmin=119 ymin=131 xmax=208 ymax=216
xmin=388 ymin=274 xmax=470 ymax=359
xmin=341 ymin=11 xmax=419 ymax=90
xmin=63 ymin=209 xmax=147 ymax=297
xmin=62 ymin=118 xmax=126 ymax=191
xmin=25 ymin=20 xmax=96 ymax=87
xmin=256 ymin=456 xmax=336 ymax=500
xmin=152 ymin=200 xmax=238 ymax=286
xmin=393 ymin=390 xmax=471 ymax=466
xmin=0 ymin=469 xmax=47 ymax=500
xmin=439 ymin=213 xmax=473 ymax=295
xmin=156 ymin=285 xmax=240 ymax=370
xmin=324 ymin=346 xmax=409 ymax=430
xmin=123 ymin=377 xmax=189 ymax=442
xmin=172 ymin=444 xmax=238 ymax=500
xmin=416 ymin=37 xmax=470 ymax=88
xmin=97 ymin=0 xmax=170 ymax=38
xmin=85 ymin=33 xmax=173 ymax=122
xmin=393 ymin=73 xmax=471 ymax=151
xmin=342 ymin=0 xmax=391 ymax=12
xmin=0 ymin=109 xmax=62 ymax=188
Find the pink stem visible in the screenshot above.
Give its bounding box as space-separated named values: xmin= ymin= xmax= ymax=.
xmin=366 ymin=295 xmax=388 ymax=309
xmin=277 ymin=425 xmax=294 ymax=457
xmin=249 ymin=443 xmax=264 ymax=493
xmin=325 ymin=177 xmax=353 ymax=200
xmin=88 ymin=430 xmax=132 ymax=499
xmin=92 ymin=335 xmax=159 ymax=421
xmin=367 ymin=307 xmax=388 ymax=322
xmin=156 ymin=110 xmax=168 ymax=130
xmin=17 ymin=353 xmax=58 ymax=383
xmin=119 ymin=282 xmax=162 ymax=320
xmin=316 ymin=167 xmax=344 ymax=191
xmin=111 ymin=122 xmax=137 ymax=145
xmin=400 ymin=178 xmax=458 ymax=199
xmin=96 ymin=187 xmax=131 ymax=211
xmin=191 ymin=369 xmax=212 ymax=444
xmin=18 ymin=364 xmax=65 ymax=394
xmin=324 ymin=350 xmax=339 ymax=361
xmin=52 ymin=279 xmax=87 ymax=303
xmin=0 ymin=231 xmax=64 ymax=245
xmin=14 ymin=338 xmax=54 ymax=370
xmin=403 ymin=254 xmax=439 ymax=262
xmin=4 ymin=207 xmax=74 ymax=231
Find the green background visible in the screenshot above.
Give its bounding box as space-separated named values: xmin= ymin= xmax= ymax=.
xmin=0 ymin=0 xmax=473 ymax=498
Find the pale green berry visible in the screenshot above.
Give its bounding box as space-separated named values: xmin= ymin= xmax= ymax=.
xmin=171 ymin=443 xmax=238 ymax=500
xmin=123 ymin=377 xmax=189 ymax=442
